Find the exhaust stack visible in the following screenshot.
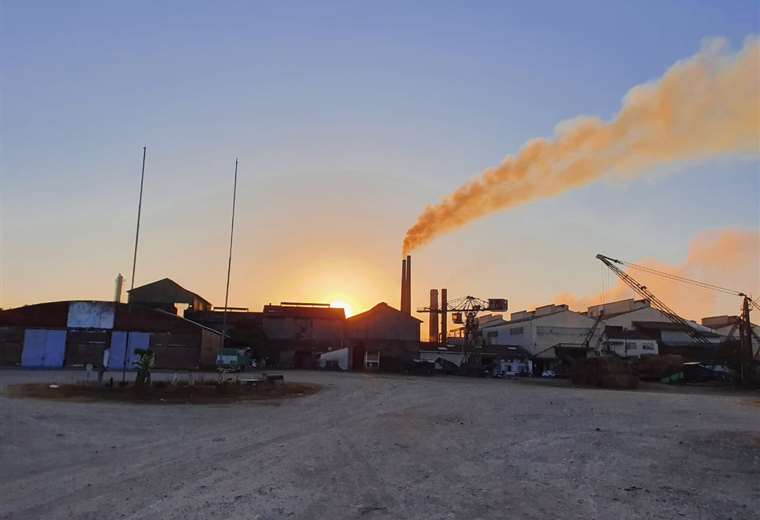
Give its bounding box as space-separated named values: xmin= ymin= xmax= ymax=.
xmin=429 ymin=289 xmax=439 ymax=342
xmin=114 ymin=273 xmax=124 ymax=303
xmin=405 ymin=255 xmax=412 ymax=315
xmin=440 ymin=288 xmax=447 ymax=343
xmin=400 ymin=259 xmax=407 ymax=313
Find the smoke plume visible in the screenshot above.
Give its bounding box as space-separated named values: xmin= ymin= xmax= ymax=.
xmin=553 ymin=228 xmax=760 ymax=320
xmin=403 ymin=38 xmax=760 ymax=254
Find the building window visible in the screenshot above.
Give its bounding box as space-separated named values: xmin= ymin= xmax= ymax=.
xmin=509 ymin=327 xmax=523 ymax=335
xmin=641 ymin=344 xmax=655 ymax=351
xmin=487 ymin=331 xmax=498 ymax=338
xmin=625 ymin=341 xmax=637 ymax=351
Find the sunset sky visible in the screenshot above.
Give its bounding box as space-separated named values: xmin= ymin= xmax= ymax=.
xmin=1 ymin=1 xmax=758 ymax=334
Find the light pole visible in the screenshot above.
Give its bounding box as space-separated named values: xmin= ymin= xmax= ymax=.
xmin=122 ymin=146 xmax=147 ymax=383
xmin=220 ymin=158 xmax=238 ymax=355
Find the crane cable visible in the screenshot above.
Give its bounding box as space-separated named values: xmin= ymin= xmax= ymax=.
xmin=611 ymin=258 xmax=747 ymax=297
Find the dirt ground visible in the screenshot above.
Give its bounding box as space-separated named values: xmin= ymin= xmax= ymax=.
xmin=2 ymin=369 xmax=759 ymax=520
xmin=7 ymin=380 xmax=320 ymax=404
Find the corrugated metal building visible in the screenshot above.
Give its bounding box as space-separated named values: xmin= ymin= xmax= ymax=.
xmin=345 ymin=302 xmax=422 ymax=370
xmin=0 ymin=301 xmax=221 ymax=369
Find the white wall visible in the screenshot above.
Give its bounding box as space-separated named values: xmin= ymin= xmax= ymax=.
xmin=605 ymin=339 xmax=659 ymax=358
xmin=603 ymin=307 xmax=671 ymax=329
xmin=483 ymin=310 xmax=599 ymax=357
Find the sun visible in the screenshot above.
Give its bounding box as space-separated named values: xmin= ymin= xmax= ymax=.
xmin=330 ymin=300 xmax=353 ymax=317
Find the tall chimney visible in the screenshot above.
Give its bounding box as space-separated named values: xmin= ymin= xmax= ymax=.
xmin=429 ymin=289 xmax=439 ymax=342
xmin=114 ymin=273 xmax=124 ymax=303
xmin=405 ymin=255 xmax=412 ymax=315
xmin=440 ymin=288 xmax=448 ymax=343
xmin=400 ymin=259 xmax=407 ymax=313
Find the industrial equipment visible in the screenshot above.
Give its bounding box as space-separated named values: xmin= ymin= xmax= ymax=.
xmin=418 ymin=295 xmax=508 ymax=344
xmin=596 ymin=253 xmax=759 ymax=384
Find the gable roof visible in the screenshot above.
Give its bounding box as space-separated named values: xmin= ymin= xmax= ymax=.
xmin=127 ymin=278 xmax=211 ymax=306
xmin=348 ymin=302 xmax=423 ymax=323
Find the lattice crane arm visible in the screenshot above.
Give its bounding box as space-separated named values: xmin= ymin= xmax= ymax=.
xmin=596 ymin=254 xmax=712 ymax=343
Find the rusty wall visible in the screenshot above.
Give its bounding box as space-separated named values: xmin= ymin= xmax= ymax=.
xmin=0 ymin=327 xmax=23 ymax=366
xmin=65 ymin=330 xmax=110 ymax=367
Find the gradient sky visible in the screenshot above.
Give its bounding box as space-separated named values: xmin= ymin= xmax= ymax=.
xmin=1 ymin=1 xmax=758 ymax=332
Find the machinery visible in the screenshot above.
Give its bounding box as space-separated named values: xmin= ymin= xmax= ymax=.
xmin=597 ymin=253 xmax=759 ymax=384
xmin=418 ymin=295 xmax=508 ymax=345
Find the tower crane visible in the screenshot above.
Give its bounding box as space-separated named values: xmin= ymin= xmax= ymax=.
xmin=596 ymin=253 xmax=758 ymax=384
xmin=417 ymin=296 xmax=508 ymax=344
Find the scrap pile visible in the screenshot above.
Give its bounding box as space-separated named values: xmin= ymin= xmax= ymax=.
xmin=571 ymin=357 xmax=638 ymax=390
xmin=636 ymin=354 xmax=684 ymax=381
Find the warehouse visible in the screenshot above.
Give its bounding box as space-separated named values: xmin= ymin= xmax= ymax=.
xmin=345 ymin=302 xmax=421 ymax=370
xmin=127 ymin=278 xmax=212 ymax=315
xmin=0 ymin=301 xmax=221 ymax=370
xmin=480 ymin=304 xmax=599 ymax=360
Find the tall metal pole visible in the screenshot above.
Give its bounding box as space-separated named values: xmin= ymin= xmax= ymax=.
xmin=739 ymin=295 xmax=753 ymax=385
xmin=220 ymin=158 xmax=238 ymax=354
xmin=123 ymin=146 xmax=147 ymax=383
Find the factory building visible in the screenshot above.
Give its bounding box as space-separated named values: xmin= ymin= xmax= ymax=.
xmin=127 ymin=278 xmax=212 ymax=315
xmin=587 ymin=298 xmax=722 ymax=346
xmin=702 ymin=315 xmax=760 ymax=357
xmin=345 ymin=302 xmax=421 ymax=370
xmin=480 ymin=304 xmax=600 ymax=362
xmin=0 ymin=301 xmax=221 ymax=369
xmin=190 ymin=300 xmax=421 ymax=370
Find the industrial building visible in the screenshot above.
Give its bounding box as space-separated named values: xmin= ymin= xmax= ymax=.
xmin=190 ymin=300 xmax=421 ymax=370
xmin=702 ymin=315 xmax=760 ymax=357
xmin=345 ymin=302 xmax=422 ymax=370
xmin=0 ymin=300 xmax=221 ymax=369
xmin=480 ymin=304 xmax=601 ymax=361
xmin=127 ymin=278 xmax=212 ymax=315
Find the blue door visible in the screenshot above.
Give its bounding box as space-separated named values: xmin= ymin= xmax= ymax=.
xmin=22 ymin=329 xmax=66 ymax=368
xmin=108 ymin=331 xmax=151 ymax=370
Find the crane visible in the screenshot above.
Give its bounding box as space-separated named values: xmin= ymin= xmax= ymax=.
xmin=417 ymin=296 xmax=508 ymax=344
xmin=596 ymin=254 xmax=713 ymax=343
xmin=596 ymin=253 xmax=758 ymax=384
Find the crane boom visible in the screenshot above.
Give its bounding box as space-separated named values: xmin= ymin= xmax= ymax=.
xmin=596 ymin=254 xmax=712 ymax=344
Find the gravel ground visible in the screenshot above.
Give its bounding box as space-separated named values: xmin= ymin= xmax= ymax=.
xmin=2 ymin=368 xmax=759 ymax=520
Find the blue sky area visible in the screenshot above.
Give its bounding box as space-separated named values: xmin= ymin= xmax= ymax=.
xmin=1 ymin=1 xmax=758 ymax=322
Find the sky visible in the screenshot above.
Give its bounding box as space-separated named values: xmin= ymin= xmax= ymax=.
xmin=1 ymin=1 xmax=758 ymax=335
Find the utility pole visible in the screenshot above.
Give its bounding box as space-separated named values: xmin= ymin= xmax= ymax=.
xmin=123 ymin=146 xmax=147 ymax=383
xmin=220 ymin=158 xmax=238 ymax=355
xmin=738 ymin=295 xmax=754 ymax=386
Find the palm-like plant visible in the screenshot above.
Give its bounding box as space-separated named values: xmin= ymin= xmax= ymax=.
xmin=133 ymin=348 xmax=155 ymax=387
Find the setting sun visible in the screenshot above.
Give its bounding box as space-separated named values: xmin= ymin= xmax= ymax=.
xmin=330 ymin=300 xmax=354 ymax=317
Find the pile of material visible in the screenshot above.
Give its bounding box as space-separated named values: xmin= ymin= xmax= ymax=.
xmin=637 ymin=354 xmax=684 ymax=381
xmin=571 ymin=357 xmax=638 ymax=389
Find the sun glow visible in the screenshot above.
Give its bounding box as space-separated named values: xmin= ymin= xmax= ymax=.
xmin=330 ymin=300 xmax=354 ymax=317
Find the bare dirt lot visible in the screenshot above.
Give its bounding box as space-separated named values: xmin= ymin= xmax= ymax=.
xmin=2 ymin=369 xmax=759 ymax=520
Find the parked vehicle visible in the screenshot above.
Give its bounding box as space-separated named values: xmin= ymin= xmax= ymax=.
xmin=216 ymin=348 xmax=251 ymax=372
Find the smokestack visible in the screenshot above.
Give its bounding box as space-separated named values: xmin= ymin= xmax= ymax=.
xmin=114 ymin=273 xmax=124 ymax=303
xmin=440 ymin=288 xmax=447 ymax=343
xmin=405 ymin=255 xmax=412 ymax=315
xmin=429 ymin=289 xmax=439 ymax=342
xmin=400 ymin=259 xmax=407 ymax=313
